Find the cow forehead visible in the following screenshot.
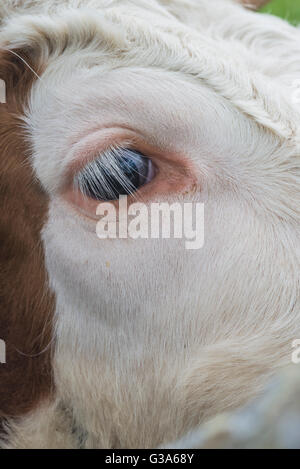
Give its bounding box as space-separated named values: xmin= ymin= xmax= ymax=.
xmin=1 ymin=1 xmax=300 ymax=146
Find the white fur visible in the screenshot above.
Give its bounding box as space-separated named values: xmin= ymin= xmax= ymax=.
xmin=1 ymin=0 xmax=299 ymax=448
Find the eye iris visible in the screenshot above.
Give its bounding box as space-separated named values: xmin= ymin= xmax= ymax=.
xmin=74 ymin=148 xmax=154 ymax=201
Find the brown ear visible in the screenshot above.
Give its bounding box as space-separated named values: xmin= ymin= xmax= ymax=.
xmin=238 ymin=0 xmax=271 ymax=9
xmin=0 ymin=47 xmax=55 ymax=425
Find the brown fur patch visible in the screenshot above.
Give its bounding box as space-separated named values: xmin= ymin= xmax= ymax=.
xmin=0 ymin=48 xmax=55 ymax=426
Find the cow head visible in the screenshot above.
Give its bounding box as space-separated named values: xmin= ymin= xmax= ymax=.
xmin=0 ymin=0 xmax=299 ymax=449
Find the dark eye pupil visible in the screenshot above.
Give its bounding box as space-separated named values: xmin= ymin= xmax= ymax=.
xmin=104 ymin=151 xmax=146 ymax=196
xmin=75 ymin=148 xmax=154 ymax=201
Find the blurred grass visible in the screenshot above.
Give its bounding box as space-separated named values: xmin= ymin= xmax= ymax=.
xmin=260 ymin=0 xmax=300 ymax=24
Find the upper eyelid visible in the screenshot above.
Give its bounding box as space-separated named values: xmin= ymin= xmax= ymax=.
xmin=59 ymin=129 xmax=141 ymax=196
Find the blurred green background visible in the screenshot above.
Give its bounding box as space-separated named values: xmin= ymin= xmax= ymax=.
xmin=260 ymin=0 xmax=300 ymax=24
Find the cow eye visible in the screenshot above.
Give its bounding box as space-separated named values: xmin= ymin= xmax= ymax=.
xmin=74 ymin=147 xmax=156 ymax=201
